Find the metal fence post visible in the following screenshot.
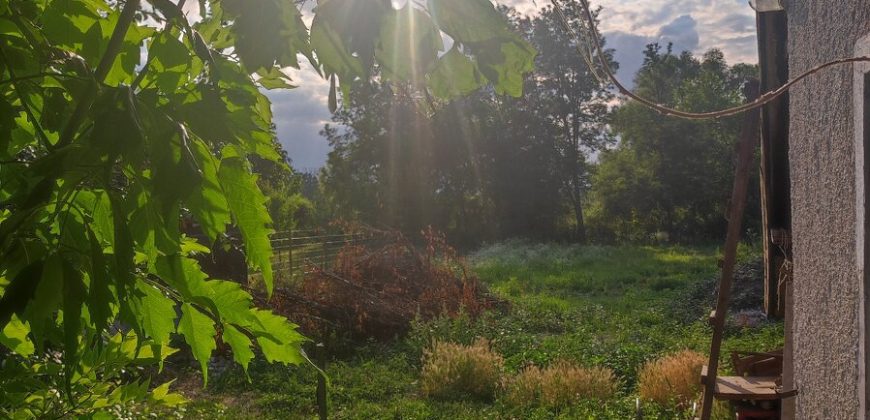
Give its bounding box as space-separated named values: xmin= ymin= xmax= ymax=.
xmin=315 ymin=339 xmax=327 ymax=420
xmin=288 ymin=228 xmax=294 ymax=281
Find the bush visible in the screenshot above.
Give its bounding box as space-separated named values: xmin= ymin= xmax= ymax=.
xmin=265 ymin=227 xmax=505 ymax=341
xmin=637 ymin=350 xmax=707 ymax=408
xmin=420 ymin=339 xmax=503 ymax=401
xmin=504 ymin=360 xmax=617 ymax=408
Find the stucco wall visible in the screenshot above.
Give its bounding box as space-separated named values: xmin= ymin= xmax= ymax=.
xmin=785 ymin=1 xmax=870 ymax=417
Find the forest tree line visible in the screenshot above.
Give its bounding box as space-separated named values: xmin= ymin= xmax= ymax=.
xmin=273 ymin=5 xmax=761 ymax=246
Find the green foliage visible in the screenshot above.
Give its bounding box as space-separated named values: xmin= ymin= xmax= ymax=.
xmin=1 ymin=331 xmax=185 ymax=418
xmin=158 ymin=243 xmax=780 ymax=419
xmin=0 ymin=0 xmax=529 ymax=415
xmin=589 ymin=45 xmax=761 ymax=242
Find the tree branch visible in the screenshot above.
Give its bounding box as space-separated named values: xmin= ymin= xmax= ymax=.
xmin=57 ymin=0 xmax=141 ymax=148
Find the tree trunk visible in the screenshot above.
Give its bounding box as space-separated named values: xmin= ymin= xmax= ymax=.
xmin=572 ymin=195 xmax=586 ymax=243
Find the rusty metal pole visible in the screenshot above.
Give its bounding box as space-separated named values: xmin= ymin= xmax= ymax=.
xmin=699 ymin=80 xmax=761 ymax=420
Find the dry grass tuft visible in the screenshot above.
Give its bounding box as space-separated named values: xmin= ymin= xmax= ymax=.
xmin=420 ymin=339 xmax=504 ymax=401
xmin=504 ymin=360 xmax=617 ymax=408
xmin=637 ymin=349 xmax=707 ymax=408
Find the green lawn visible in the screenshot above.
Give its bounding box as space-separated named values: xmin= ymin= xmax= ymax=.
xmin=143 ymin=241 xmax=783 ymax=419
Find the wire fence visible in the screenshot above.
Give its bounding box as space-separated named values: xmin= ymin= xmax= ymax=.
xmin=267 ymin=228 xmax=381 ymax=286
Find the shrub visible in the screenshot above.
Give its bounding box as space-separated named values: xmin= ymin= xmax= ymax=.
xmin=505 ymin=360 xmax=618 ymax=408
xmin=265 ymin=227 xmax=505 ymax=341
xmin=420 ymin=339 xmax=503 ymax=401
xmin=637 ymin=350 xmax=707 ymax=408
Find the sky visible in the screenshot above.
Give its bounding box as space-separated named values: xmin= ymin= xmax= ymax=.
xmin=271 ymin=0 xmax=759 ymax=170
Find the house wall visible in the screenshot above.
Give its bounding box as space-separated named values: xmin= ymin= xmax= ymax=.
xmin=785 ymin=1 xmax=870 ymax=417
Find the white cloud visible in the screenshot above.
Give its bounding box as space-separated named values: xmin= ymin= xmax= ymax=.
xmin=265 ymin=65 xmax=332 ymax=170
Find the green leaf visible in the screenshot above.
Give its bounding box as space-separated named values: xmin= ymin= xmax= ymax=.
xmin=186 ymin=136 xmax=230 ymax=242
xmin=472 ymin=37 xmax=536 ymax=97
xmin=310 ymin=15 xmax=363 ymax=80
xmin=130 ymin=282 xmax=176 ymax=347
xmin=256 ymin=67 xmax=295 ymax=90
xmin=150 ymin=380 xmax=186 ymax=406
xmin=203 ymin=280 xmax=256 ymax=326
xmin=178 ymin=303 xmax=216 ymax=384
xmin=375 ymin=4 xmax=443 ymax=82
xmin=109 ymin=192 xmax=135 ymax=293
xmin=222 ymin=324 xmax=254 ymax=373
xmin=250 ymin=310 xmax=305 ymax=365
xmin=0 ymin=314 xmax=34 ymax=356
xmin=428 ymin=47 xmax=487 ymax=99
xmin=217 ymin=155 xmax=274 ymax=295
xmin=222 ymin=0 xmax=311 ymax=71
xmin=87 ymin=228 xmax=113 ymax=334
xmin=61 ymin=259 xmax=85 ymax=378
xmin=427 ymin=0 xmax=509 ymax=43
xmin=0 ymin=261 xmax=44 ymax=330
xmin=149 ymin=33 xmax=191 ymax=91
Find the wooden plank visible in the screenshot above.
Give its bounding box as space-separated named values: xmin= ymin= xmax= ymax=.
xmin=700 ymin=366 xmax=795 ymax=401
xmin=712 ymin=375 xmax=782 ymax=401
xmin=699 ymin=81 xmax=762 ymax=420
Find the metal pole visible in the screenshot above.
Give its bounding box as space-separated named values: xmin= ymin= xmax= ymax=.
xmin=321 ymin=235 xmax=326 ymax=270
xmin=315 ymin=336 xmax=328 ymax=419
xmin=699 ymin=80 xmax=761 ymax=420
xmin=289 ymin=228 xmax=294 ymax=281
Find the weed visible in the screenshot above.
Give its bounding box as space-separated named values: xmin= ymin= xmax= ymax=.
xmin=504 ymin=360 xmax=617 ymax=408
xmin=637 ymin=349 xmax=707 ymax=408
xmin=420 ymin=339 xmax=504 ymax=401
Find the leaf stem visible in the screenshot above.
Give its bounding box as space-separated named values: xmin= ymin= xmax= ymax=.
xmin=57 ymin=0 xmax=141 ymax=148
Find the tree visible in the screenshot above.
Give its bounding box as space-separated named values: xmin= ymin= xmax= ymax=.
xmin=521 ymin=3 xmax=616 ymax=242
xmin=318 ymin=4 xmax=615 ymax=246
xmin=0 ymin=0 xmax=533 ymax=416
xmin=589 ymin=45 xmax=759 ymax=242
xmin=250 ymin=137 xmax=312 ymax=232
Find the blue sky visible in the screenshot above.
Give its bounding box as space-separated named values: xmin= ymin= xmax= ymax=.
xmin=271 ymin=0 xmax=759 ymax=170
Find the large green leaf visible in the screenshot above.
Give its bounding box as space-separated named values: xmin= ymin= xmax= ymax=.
xmin=186 ymin=136 xmax=230 ymax=243
xmin=251 ymin=310 xmax=305 ymax=365
xmin=217 ymin=155 xmax=274 ymax=294
xmin=428 ymin=47 xmax=487 ymax=99
xmin=178 ymin=303 xmax=216 ymax=384
xmin=222 ymin=0 xmax=312 ymax=71
xmin=130 ymin=282 xmax=176 ymax=347
xmin=375 ymin=4 xmax=443 ymax=82
xmin=310 ymin=15 xmax=363 ymax=80
xmin=472 ymin=37 xmax=536 ymax=97
xmin=427 ymin=0 xmax=509 ymax=43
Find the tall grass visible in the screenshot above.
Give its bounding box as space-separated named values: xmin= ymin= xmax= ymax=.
xmin=420 ymin=339 xmax=504 ymax=401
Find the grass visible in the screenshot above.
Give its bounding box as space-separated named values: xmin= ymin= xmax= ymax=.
xmin=141 ymin=241 xmax=781 ymax=419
